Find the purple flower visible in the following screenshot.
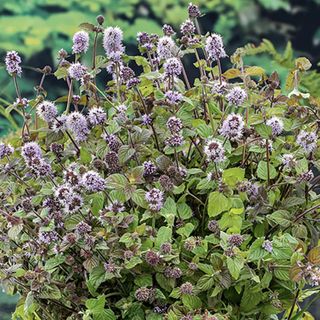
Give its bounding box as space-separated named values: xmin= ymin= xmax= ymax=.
xmin=212 ymin=81 xmax=228 ymax=95
xmin=164 ymin=266 xmax=182 ymax=279
xmin=103 ymin=27 xmax=124 ymax=58
xmin=5 ymin=51 xmax=22 ymax=76
xmin=64 ymin=164 xmax=82 ymax=186
xmin=52 ymin=114 xmax=68 ymax=132
xmin=228 ymin=234 xmax=244 ymax=247
xmin=160 ymin=242 xmax=172 ymax=254
xmin=157 ymin=36 xmax=176 ymax=60
xmin=159 ymin=175 xmax=174 ymax=191
xmin=145 ymin=188 xmax=164 ymax=211
xmin=188 ymin=3 xmax=201 ymax=18
xmin=166 ymin=134 xmax=184 ymax=147
xmin=82 ymin=171 xmax=106 ymax=192
xmin=165 ymin=90 xmax=183 ymax=104
xmin=143 ymin=161 xmax=157 ymax=176
xmin=162 ymin=24 xmax=175 ymax=36
xmin=13 ymin=97 xmax=29 ymax=108
xmin=120 ymin=66 xmax=135 ymax=83
xmin=298 ymin=170 xmax=314 ymax=182
xmin=204 ymin=139 xmax=225 ymax=163
xmin=68 ymin=62 xmax=87 ymax=81
xmin=137 ymin=32 xmax=150 ymax=46
xmin=208 ymin=220 xmax=220 ymax=234
xmin=262 ymin=240 xmax=273 ymax=253
xmin=226 ymin=87 xmax=247 ymax=106
xmin=75 ymin=221 xmax=92 ymax=235
xmin=0 ymin=143 xmax=14 ymax=159
xmin=103 ymin=134 xmax=121 ymax=152
xmin=55 ymin=184 xmax=73 ymax=203
xmin=142 ymin=114 xmax=152 ymax=126
xmin=219 ymin=113 xmax=244 ymax=141
xmin=282 ymin=154 xmax=296 ymax=169
xmin=36 ymin=101 xmax=58 ymax=123
xmin=166 ymin=116 xmax=183 ymax=133
xmin=297 ymin=130 xmax=317 ymax=153
xmin=127 ymin=77 xmax=141 ymax=89
xmin=88 ymin=107 xmax=107 ymax=126
xmin=266 ymin=117 xmax=283 ymax=136
xmin=163 ymin=57 xmax=182 ymax=76
xmin=34 ymin=159 xmax=52 ymax=176
xmin=180 ymin=19 xmax=195 ymax=35
xmin=145 ymin=250 xmax=161 ymax=266
xmin=72 ymin=31 xmax=90 ymax=54
xmin=106 ymin=200 xmax=125 ymax=213
xmin=66 ymin=112 xmax=90 ymax=142
xmin=104 ymin=260 xmax=117 ymax=273
xmin=135 ymin=287 xmax=152 ymax=302
xmin=64 ymin=194 xmax=83 ymax=213
xmin=105 ymin=151 xmax=121 ymax=173
xmin=205 ymin=34 xmax=227 ymax=61
xmin=180 ymin=282 xmax=193 ymax=295
xmin=38 ymin=231 xmax=59 ymax=244
xmin=21 ymin=142 xmax=42 ymax=162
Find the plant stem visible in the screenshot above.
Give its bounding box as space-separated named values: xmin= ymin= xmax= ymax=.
xmin=287 ymin=289 xmax=300 ymax=320
xmin=179 ymin=57 xmax=191 ymax=90
xmin=266 ymin=139 xmax=271 ymax=186
xmin=66 ymin=77 xmax=73 ymax=113
xmin=136 ymin=88 xmax=160 ymax=151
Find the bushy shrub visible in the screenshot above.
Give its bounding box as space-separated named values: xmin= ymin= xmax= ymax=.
xmin=1 ymin=3 xmax=320 ymax=320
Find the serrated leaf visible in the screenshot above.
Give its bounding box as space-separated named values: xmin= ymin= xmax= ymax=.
xmin=222 ymin=168 xmax=245 ymax=188
xmin=308 ymin=246 xmax=320 ymax=264
xmin=44 ymin=256 xmax=66 ymax=271
xmin=257 ymin=161 xmax=277 ymax=180
xmin=181 ymin=295 xmax=202 ymax=310
xmin=223 ymin=68 xmax=241 ymax=79
xmin=208 ymin=192 xmax=231 ymax=217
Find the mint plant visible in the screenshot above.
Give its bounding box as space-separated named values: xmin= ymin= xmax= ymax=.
xmin=1 ymin=3 xmax=320 ymax=320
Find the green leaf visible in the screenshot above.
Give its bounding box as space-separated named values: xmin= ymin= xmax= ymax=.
xmin=80 ymin=147 xmax=92 ymax=164
xmin=248 ymin=238 xmax=268 ymax=261
xmin=118 ymin=145 xmax=135 ymax=164
xmin=131 ymin=189 xmax=148 ymax=208
xmin=257 ymin=161 xmax=277 ymax=180
xmin=208 ymin=192 xmax=231 ymax=217
xmin=87 ymin=265 xmax=106 ymax=292
xmin=91 ymin=192 xmax=105 ymax=215
xmin=295 ymin=57 xmax=312 ymax=71
xmin=105 ymin=174 xmax=128 ymax=190
xmin=268 ymin=210 xmax=291 ymax=227
xmin=181 ymin=295 xmax=202 ymax=310
xmin=86 ymin=295 xmax=105 ymax=313
xmin=308 ymin=246 xmax=320 ymax=264
xmin=196 ymin=275 xmax=214 ymax=291
xmin=44 ymin=256 xmax=66 ymax=272
xmin=177 ymin=202 xmax=193 ymax=220
xmin=38 ymin=284 xmax=61 ymax=300
xmin=226 ymin=256 xmax=244 ymax=279
xmin=155 ymin=227 xmax=172 ymax=249
xmin=176 ymin=223 xmax=194 ymax=238
xmin=134 ymin=274 xmax=153 ymax=287
xmin=219 ymin=212 xmax=242 ymax=233
xmin=240 ymin=286 xmax=262 ymax=312
xmin=255 ymin=124 xmax=272 ymax=139
xmin=222 ymin=168 xmax=245 ymax=187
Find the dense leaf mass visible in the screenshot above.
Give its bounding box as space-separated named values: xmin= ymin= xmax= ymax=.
xmin=1 ymin=4 xmax=320 ymax=320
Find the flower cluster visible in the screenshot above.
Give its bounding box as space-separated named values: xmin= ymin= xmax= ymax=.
xmin=204 ymin=139 xmax=225 ymax=163
xmin=5 ymin=51 xmax=22 ymax=76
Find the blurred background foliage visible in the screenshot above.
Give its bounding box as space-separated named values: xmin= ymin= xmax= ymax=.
xmin=1 ymin=0 xmax=320 ymax=317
